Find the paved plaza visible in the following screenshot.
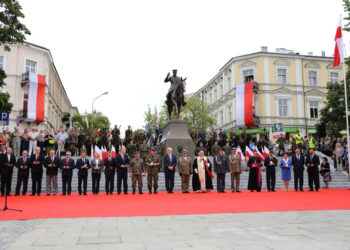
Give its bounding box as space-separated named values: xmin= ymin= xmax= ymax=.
xmin=1 ymin=210 xmax=350 ymax=250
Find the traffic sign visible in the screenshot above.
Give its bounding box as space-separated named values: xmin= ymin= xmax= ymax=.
xmin=0 ymin=112 xmax=10 ymax=121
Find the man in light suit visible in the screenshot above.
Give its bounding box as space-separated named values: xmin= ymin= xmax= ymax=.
xmin=76 ymin=152 xmax=91 ymax=195
xmin=177 ymin=149 xmax=192 ymax=193
xmin=91 ymin=152 xmax=103 ymax=195
xmin=163 ymin=147 xmax=177 ymax=193
xmin=59 ymin=151 xmax=75 ymax=196
xmin=115 ymin=147 xmax=130 ymax=195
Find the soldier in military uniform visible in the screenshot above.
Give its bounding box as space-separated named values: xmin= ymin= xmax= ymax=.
xmin=195 ymin=142 xmax=206 ymax=156
xmin=177 ymin=149 xmax=193 ymax=193
xmin=124 ymin=125 xmax=133 ymax=146
xmin=129 ymin=152 xmax=145 ymax=194
xmin=126 ymin=140 xmax=137 ymax=159
xmin=211 ymin=141 xmax=220 ymax=156
xmin=134 ymin=129 xmax=146 ymax=150
xmin=145 ymin=148 xmax=161 ymax=194
xmin=139 ymin=140 xmax=150 ymax=162
xmin=228 ymin=147 xmax=243 ymax=192
xmin=190 ymin=126 xmax=198 ymax=145
xmin=222 ymin=142 xmax=231 ymax=156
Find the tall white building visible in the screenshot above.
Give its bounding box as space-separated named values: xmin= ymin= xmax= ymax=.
xmin=0 ymin=42 xmax=78 ymax=131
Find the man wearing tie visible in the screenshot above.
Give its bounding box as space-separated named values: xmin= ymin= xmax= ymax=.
xmin=264 ymin=150 xmax=278 ymax=192
xmin=15 ymin=150 xmax=30 ymax=196
xmin=104 ymin=151 xmax=116 ymax=195
xmin=76 ymin=152 xmax=90 ymax=195
xmin=29 ymin=147 xmax=44 ymax=196
xmin=0 ymin=147 xmax=16 ymax=196
xmin=91 ymin=152 xmax=103 ymax=195
xmin=305 ymin=148 xmax=320 ymax=192
xmin=292 ymin=148 xmax=305 ymax=191
xmin=163 ymin=147 xmax=177 ymax=194
xmin=116 ymin=147 xmax=130 ymax=195
xmin=44 ymin=149 xmax=60 ymax=196
xmin=60 ymin=151 xmax=75 ymax=195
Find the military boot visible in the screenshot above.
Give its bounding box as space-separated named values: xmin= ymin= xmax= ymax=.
xmin=139 ymin=188 xmax=143 ymax=194
xmin=154 ymin=189 xmax=158 ymax=194
xmin=132 ymin=189 xmax=136 ymax=195
xmin=149 ymin=189 xmax=152 ymax=194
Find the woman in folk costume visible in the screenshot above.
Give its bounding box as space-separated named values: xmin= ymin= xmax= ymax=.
xmin=192 ymin=150 xmax=214 ymax=193
xmin=247 ymin=150 xmax=262 ymax=192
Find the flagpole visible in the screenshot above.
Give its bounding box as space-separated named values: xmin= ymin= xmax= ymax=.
xmin=340 ymin=15 xmax=350 ymax=174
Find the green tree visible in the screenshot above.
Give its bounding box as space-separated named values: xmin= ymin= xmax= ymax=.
xmin=320 ymin=1 xmax=350 ymax=137
xmin=72 ymin=112 xmax=110 ymax=133
xmin=144 ymin=104 xmax=168 ymax=130
xmin=181 ymin=97 xmax=215 ymax=130
xmin=0 ymin=0 xmax=31 ymax=112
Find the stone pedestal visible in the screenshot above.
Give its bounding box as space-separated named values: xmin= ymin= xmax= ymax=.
xmin=160 ymin=120 xmax=195 ymax=158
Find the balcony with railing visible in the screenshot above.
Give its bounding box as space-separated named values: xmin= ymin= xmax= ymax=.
xmin=21 ymin=72 xmax=29 ymax=87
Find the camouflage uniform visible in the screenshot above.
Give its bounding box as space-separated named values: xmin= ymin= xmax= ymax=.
xmin=139 ymin=144 xmax=150 ymax=162
xmin=190 ymin=129 xmax=198 ymax=145
xmin=145 ymin=154 xmax=161 ymax=192
xmin=130 ymin=158 xmax=145 ymax=191
xmin=126 ymin=143 xmax=137 ymax=159
xmin=211 ymin=144 xmax=220 ymax=156
xmin=223 ymin=145 xmax=231 ymax=157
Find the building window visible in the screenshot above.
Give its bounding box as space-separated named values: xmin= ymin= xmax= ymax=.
xmin=220 ymin=110 xmax=224 ymax=126
xmin=23 ymin=94 xmax=29 ymax=117
xmin=220 ymin=84 xmax=223 ymax=98
xmin=25 ymin=59 xmax=37 ymax=73
xmin=278 ymin=99 xmax=288 ymax=117
xmin=308 ymin=71 xmax=317 ymax=86
xmin=277 ymin=68 xmax=287 ymax=84
xmin=209 ymin=93 xmax=212 ymax=104
xmin=310 ymin=101 xmax=319 ymax=119
xmin=243 ymin=69 xmax=254 ymax=82
xmin=330 ymin=71 xmax=339 ymax=84
xmin=204 ymin=95 xmax=207 ymax=103
xmin=0 ymin=56 xmax=4 ymax=69
xmin=228 ymin=105 xmax=232 ymax=122
xmin=227 ymin=76 xmax=231 ymax=91
xmin=214 ymin=89 xmax=217 ymax=101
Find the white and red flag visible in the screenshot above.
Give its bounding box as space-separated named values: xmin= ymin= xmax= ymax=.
xmin=254 ymin=146 xmax=265 ymax=161
xmin=245 ymin=146 xmax=253 ymax=158
xmin=236 ymin=146 xmax=245 ymax=161
xmin=334 ymin=18 xmax=344 ymax=67
xmin=27 ymin=73 xmax=46 ymax=123
xmin=111 ymin=145 xmax=117 ymax=158
xmin=262 ymin=146 xmax=270 ymax=158
xmin=101 ymin=146 xmax=108 ymax=162
xmin=94 ymin=145 xmax=102 ymax=160
xmin=236 ymin=81 xmax=255 ymax=127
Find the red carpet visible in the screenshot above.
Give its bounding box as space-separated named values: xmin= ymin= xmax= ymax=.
xmin=0 ymin=189 xmax=350 ymax=221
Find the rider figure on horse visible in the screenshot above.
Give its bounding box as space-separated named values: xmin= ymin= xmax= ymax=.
xmin=164 ymin=69 xmax=186 ymax=107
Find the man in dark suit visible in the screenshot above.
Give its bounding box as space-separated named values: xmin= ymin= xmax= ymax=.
xmin=44 ymin=149 xmax=60 ymax=196
xmin=59 ymin=151 xmax=75 ymax=195
xmin=29 ymin=147 xmax=44 ymax=196
xmin=163 ymin=147 xmax=177 ymax=193
xmin=115 ymin=147 xmax=130 ymax=194
xmin=305 ymin=148 xmax=320 ymax=192
xmin=15 ymin=150 xmax=30 ymax=196
xmin=104 ymin=151 xmax=116 ymax=195
xmin=292 ymin=148 xmax=305 ymax=191
xmin=264 ymin=150 xmax=278 ymax=192
xmin=76 ymin=152 xmax=90 ymax=195
xmin=1 ymin=147 xmax=16 ymax=196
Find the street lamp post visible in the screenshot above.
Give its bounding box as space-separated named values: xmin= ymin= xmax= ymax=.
xmin=91 ymin=91 xmax=108 ymax=128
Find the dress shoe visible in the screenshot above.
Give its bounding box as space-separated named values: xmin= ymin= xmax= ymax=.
xmin=308 ymin=190 xmax=314 ymax=192
xmin=271 ymin=190 xmax=276 ymax=192
xmin=83 ymin=193 xmax=87 ymax=196
xmin=61 ymin=194 xmax=66 ymax=196
xmin=30 ymin=194 xmax=35 ymax=196
xmin=117 ymin=192 xmax=121 ymax=195
xmin=149 ymin=190 xmax=152 ymax=194
xmin=124 ymin=192 xmax=128 ymax=195
xmin=15 ymin=194 xmax=19 ymax=196
xmin=236 ymin=190 xmax=241 ymax=193
xmin=46 ymin=194 xmax=51 ymax=196
xmin=110 ymin=193 xmax=113 ymax=195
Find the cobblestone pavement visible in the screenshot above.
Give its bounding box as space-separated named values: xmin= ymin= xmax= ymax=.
xmin=1 ymin=210 xmax=350 ymax=250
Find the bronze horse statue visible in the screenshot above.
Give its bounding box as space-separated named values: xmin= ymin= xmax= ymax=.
xmin=167 ymin=79 xmax=185 ymax=120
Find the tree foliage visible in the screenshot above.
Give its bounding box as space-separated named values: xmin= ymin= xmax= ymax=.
xmin=0 ymin=0 xmax=31 ymax=112
xmin=144 ymin=104 xmax=168 ymax=130
xmin=72 ymin=113 xmax=110 ymax=133
xmin=181 ymin=97 xmax=215 ymax=130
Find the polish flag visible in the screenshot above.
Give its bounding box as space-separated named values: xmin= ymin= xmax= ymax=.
xmin=111 ymin=145 xmax=117 ymax=158
xmin=245 ymin=146 xmax=253 ymax=158
xmin=236 ymin=82 xmax=255 ymax=127
xmin=94 ymin=145 xmax=102 ymax=160
xmin=254 ymin=146 xmax=265 ymax=161
xmin=101 ymin=146 xmax=108 ymax=162
xmin=262 ymin=146 xmax=270 ymax=158
xmin=236 ymin=146 xmax=245 ymax=161
xmin=333 ymin=18 xmax=344 ymax=67
xmin=27 ymin=73 xmax=46 ymax=123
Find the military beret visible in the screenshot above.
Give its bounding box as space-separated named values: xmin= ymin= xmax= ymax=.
xmin=182 ymin=149 xmax=188 ymax=154
xmin=135 ymin=151 xmax=140 ymax=155
xmin=219 ymin=148 xmax=224 ymax=151
xmin=231 ymin=147 xmax=237 ymax=151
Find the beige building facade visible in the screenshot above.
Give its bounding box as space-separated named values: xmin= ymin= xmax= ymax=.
xmin=0 ymin=42 xmax=78 ymax=131
xmin=192 ymin=47 xmax=345 ymax=138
